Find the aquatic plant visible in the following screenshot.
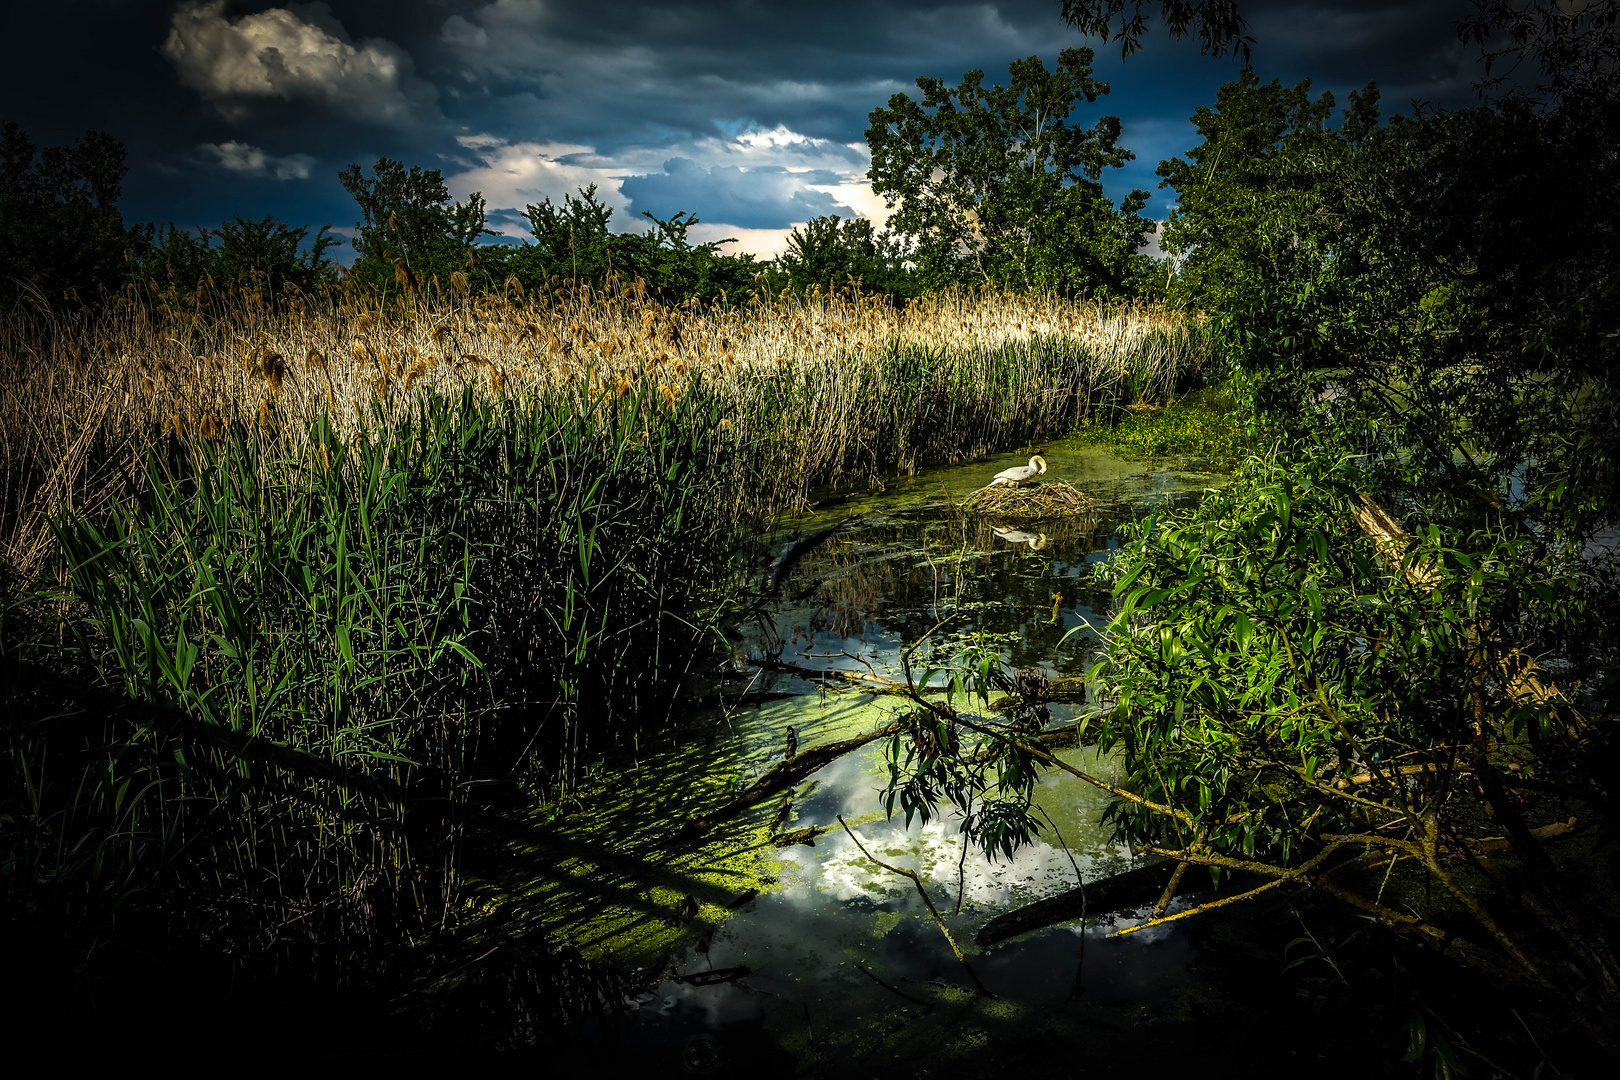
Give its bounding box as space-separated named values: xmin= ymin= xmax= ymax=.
xmin=1069 ymin=381 xmax=1244 ymax=466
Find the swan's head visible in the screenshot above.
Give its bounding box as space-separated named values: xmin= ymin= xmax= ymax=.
xmin=1031 ymin=455 xmax=1048 ymax=475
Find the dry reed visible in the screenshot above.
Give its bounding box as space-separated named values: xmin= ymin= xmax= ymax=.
xmin=0 ymin=283 xmax=1210 ymax=572
xmin=959 ymin=480 xmax=1098 ymax=519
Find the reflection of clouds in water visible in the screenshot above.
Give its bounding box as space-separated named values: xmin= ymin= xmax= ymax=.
xmin=774 ymin=731 xmax=1136 ymax=913
xmin=651 ymin=969 xmax=766 ymax=1030
xmin=778 ymin=746 xmax=1127 ymax=912
xmin=809 ymin=822 xmax=1122 ymax=911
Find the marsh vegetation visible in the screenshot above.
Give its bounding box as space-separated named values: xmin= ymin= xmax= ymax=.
xmin=4 ymin=2 xmax=1618 ymax=1071
xmin=0 ymin=281 xmax=1210 ymax=993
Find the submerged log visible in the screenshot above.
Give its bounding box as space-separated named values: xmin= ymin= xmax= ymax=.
xmin=763 ymin=515 xmax=859 ymax=593
xmin=975 ymin=860 xmax=1177 ymax=947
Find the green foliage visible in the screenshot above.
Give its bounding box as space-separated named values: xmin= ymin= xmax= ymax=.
xmin=771 ymin=215 xmax=922 ymax=300
xmin=1211 ymin=93 xmax=1620 ymax=543
xmin=0 ymin=121 xmax=141 ymax=305
xmin=1155 ymin=68 xmax=1378 ymax=312
xmin=1070 ymin=383 xmax=1244 ymax=466
xmin=880 ymin=636 xmax=1052 ymax=863
xmin=3 ymin=385 xmax=730 ymax=971
xmin=1060 ymin=1 xmax=1251 ymax=59
xmin=1091 ymin=447 xmax=1596 ymax=856
xmin=338 ymin=157 xmax=504 ymax=297
xmin=506 ymin=184 xmax=765 ymax=304
xmin=140 ymin=215 xmax=340 ymax=299
xmin=866 ymin=49 xmax=1156 ymax=296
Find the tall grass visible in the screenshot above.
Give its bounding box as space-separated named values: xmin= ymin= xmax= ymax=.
xmin=1 ymin=283 xmax=1211 ymax=572
xmin=4 ymin=383 xmax=727 ymax=971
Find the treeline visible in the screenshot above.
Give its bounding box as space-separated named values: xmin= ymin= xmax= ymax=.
xmin=0 ymin=122 xmax=930 ymax=309
xmin=5 ymin=42 xmax=1173 ymax=314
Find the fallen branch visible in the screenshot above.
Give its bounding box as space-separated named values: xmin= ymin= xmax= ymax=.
xmin=839 ymin=815 xmax=991 ymax=997
xmin=1462 ymin=817 xmax=1579 ymax=857
xmin=1115 ymin=838 xmax=1357 ymax=937
xmin=753 ymin=656 xmax=953 ymax=696
xmin=763 ymin=515 xmax=860 ymax=592
xmin=677 ymin=719 xmax=905 ymax=840
xmin=976 ymin=860 xmax=1179 ymax=947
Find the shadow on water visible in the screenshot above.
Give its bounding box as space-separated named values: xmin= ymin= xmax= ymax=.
xmin=415 ymin=441 xmax=1346 ymax=1072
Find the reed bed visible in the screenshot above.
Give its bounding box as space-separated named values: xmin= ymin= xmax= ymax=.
xmin=0 ymin=283 xmax=1209 ymax=976
xmin=4 ymin=384 xmax=727 ymax=972
xmin=0 ymin=283 xmax=1211 ymax=573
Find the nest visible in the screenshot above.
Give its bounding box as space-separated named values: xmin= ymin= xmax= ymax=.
xmin=959 ymin=480 xmax=1097 ymax=519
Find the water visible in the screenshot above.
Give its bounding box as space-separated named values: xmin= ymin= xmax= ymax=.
xmin=445 ymin=439 xmax=1276 ymax=1071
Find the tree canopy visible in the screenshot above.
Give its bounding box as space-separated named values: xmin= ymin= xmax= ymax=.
xmin=1155 ymin=69 xmax=1379 ymax=312
xmin=140 ymin=216 xmax=340 ymax=299
xmin=773 ymin=215 xmax=921 ymax=299
xmin=338 ymin=158 xmax=499 ymax=296
xmin=505 ymin=184 xmax=766 ymax=304
xmin=866 ymin=49 xmax=1156 ymax=297
xmin=0 ymin=122 xmax=142 ymax=305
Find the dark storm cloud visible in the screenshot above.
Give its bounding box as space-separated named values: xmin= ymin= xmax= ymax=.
xmin=1241 ymin=0 xmax=1477 ymax=104
xmin=0 ymin=0 xmax=1500 ymax=250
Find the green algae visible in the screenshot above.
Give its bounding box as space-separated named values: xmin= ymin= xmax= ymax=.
xmin=466 ymin=691 xmax=911 ymax=970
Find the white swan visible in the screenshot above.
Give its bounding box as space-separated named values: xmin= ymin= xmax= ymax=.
xmin=989 ymin=455 xmax=1047 ymax=487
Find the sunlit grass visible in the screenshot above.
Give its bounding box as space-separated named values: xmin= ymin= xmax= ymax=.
xmin=1070 ymin=381 xmax=1245 ymax=467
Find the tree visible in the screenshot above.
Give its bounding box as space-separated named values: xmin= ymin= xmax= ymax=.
xmin=774 ymin=215 xmax=919 ymax=298
xmin=1154 ymin=69 xmax=1379 ymax=311
xmin=338 ymin=158 xmax=501 ymax=296
xmin=514 ymin=184 xmax=619 ymax=289
xmin=507 ymin=185 xmax=763 ymax=305
xmin=0 ymin=122 xmax=141 ymax=304
xmin=141 ymin=215 xmax=340 ymax=299
xmin=866 ymin=49 xmax=1155 ymax=296
xmin=1059 ymin=1 xmax=1252 ymax=59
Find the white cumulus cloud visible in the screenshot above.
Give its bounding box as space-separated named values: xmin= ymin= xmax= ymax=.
xmin=197 ymin=140 xmax=315 ymax=180
xmin=445 ymin=126 xmax=886 ymax=255
xmin=162 ymin=1 xmax=437 ymax=126
xmin=443 ymin=135 xmax=630 ymax=237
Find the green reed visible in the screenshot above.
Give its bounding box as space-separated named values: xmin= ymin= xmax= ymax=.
xmin=715 ymin=332 xmax=1194 ymax=517
xmin=4 ymin=382 xmax=728 ymax=970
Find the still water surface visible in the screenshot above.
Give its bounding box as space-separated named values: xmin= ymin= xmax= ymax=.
xmin=451 ymin=440 xmax=1255 ymax=1072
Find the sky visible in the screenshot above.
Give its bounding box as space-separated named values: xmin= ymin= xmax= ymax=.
xmin=1 ymin=1 xmax=1485 ymax=260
